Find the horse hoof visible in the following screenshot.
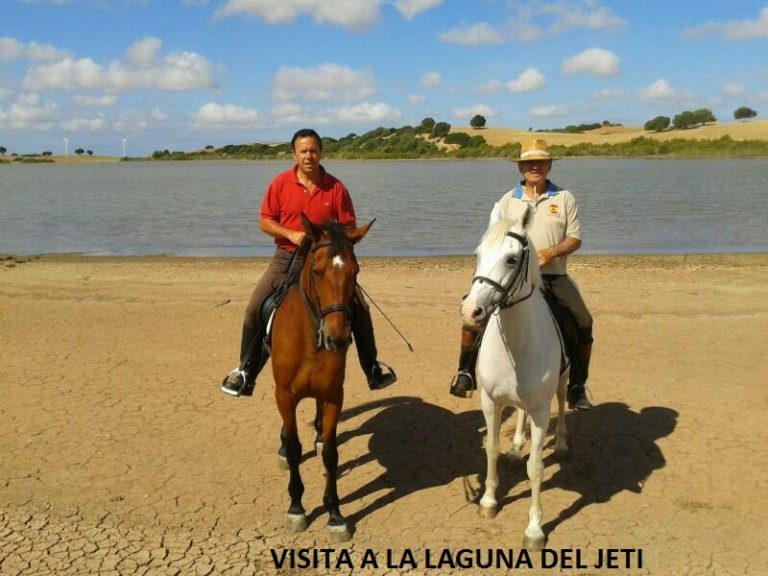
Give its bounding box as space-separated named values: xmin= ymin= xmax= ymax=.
xmin=327 ymin=522 xmax=352 ymax=542
xmin=554 ymin=445 xmax=570 ymax=460
xmin=522 ymin=532 xmax=546 ymax=551
xmin=277 ymin=454 xmax=289 ymax=470
xmin=315 ymin=441 xmax=324 ymax=456
xmin=478 ymin=505 xmax=498 ymax=519
xmin=505 ymin=449 xmax=525 ymax=463
xmin=285 ymin=513 xmax=308 ymax=533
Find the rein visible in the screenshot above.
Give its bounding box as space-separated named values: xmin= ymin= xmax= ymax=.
xmin=300 ymin=239 xmax=354 ymax=349
xmin=472 ymin=231 xmax=535 ymax=312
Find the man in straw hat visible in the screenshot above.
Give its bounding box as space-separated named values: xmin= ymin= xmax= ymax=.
xmin=449 ymin=138 xmax=594 ymax=410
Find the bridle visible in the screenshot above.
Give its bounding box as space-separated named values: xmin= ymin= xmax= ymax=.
xmin=471 ymin=231 xmax=535 ymax=311
xmin=300 ymin=239 xmax=355 ymax=349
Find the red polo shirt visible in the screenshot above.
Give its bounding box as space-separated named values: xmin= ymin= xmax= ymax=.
xmin=260 ymin=165 xmax=357 ymax=253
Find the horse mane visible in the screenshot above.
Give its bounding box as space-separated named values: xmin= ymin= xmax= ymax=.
xmin=316 ymin=220 xmax=354 ymax=255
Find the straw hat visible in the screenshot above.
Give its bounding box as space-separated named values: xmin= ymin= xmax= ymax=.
xmin=510 ymin=138 xmax=558 ymax=162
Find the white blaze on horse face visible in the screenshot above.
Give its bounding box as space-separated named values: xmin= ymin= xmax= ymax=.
xmin=461 ymin=246 xmax=508 ymax=329
xmin=332 ymin=255 xmax=345 ymax=269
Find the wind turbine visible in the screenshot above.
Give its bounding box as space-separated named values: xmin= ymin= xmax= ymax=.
xmin=63 ymin=137 xmax=69 ymax=157
xmin=121 ymin=138 xmax=127 ymax=159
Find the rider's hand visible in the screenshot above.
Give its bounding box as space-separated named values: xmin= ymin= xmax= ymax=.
xmin=537 ymin=247 xmax=556 ymax=267
xmin=288 ymin=231 xmax=306 ymax=246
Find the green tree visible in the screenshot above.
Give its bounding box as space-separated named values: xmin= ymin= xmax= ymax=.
xmin=42 ymin=151 xmax=53 ymax=156
xmin=0 ymin=146 xmax=6 ymax=156
xmin=644 ymin=116 xmax=671 ymax=132
xmin=734 ymin=106 xmax=757 ymax=120
xmin=75 ymin=148 xmax=85 ymax=156
xmin=692 ymin=108 xmax=716 ymax=125
xmin=673 ymin=110 xmax=697 ymax=129
xmin=470 ymin=114 xmax=487 ymax=129
xmin=87 ymin=150 xmax=93 ymax=156
xmin=417 ymin=117 xmax=435 ymax=134
xmin=431 ymin=121 xmax=451 ymax=138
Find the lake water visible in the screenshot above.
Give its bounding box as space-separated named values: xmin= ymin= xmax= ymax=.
xmin=1 ymin=159 xmax=766 ymax=256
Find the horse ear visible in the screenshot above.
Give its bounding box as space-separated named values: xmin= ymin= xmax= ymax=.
xmin=522 ymin=203 xmax=534 ymax=230
xmin=346 ymin=218 xmax=375 ymax=245
xmin=300 ymin=212 xmax=321 ymax=240
xmin=488 ymin=202 xmax=503 ymax=228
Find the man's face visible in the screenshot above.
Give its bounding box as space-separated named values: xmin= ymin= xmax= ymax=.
xmin=518 ymin=159 xmax=552 ymax=183
xmin=293 ymin=136 xmax=322 ymax=174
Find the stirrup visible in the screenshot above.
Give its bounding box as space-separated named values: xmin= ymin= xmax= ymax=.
xmin=368 ymin=361 xmax=397 ymax=390
xmin=567 ymin=384 xmax=593 ymax=411
xmin=220 ymin=367 xmax=251 ymax=397
xmin=449 ymin=371 xmax=475 ymax=398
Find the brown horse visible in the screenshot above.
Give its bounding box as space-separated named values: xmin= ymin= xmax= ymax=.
xmin=270 ymin=214 xmax=373 ymax=541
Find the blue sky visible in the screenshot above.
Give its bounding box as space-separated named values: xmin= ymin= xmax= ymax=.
xmin=2 ymin=0 xmax=767 ymax=156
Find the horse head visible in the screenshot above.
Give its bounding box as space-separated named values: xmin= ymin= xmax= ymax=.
xmin=461 ymin=202 xmax=536 ymax=330
xmin=300 ymin=213 xmax=374 ymax=351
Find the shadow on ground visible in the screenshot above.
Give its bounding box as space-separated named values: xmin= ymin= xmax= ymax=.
xmin=319 ymin=397 xmax=677 ymax=538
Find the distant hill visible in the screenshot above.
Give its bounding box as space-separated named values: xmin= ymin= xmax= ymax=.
xmin=454 ymin=118 xmax=768 ymax=147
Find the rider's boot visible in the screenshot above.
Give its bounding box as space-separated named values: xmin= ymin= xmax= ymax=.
xmin=567 ymin=343 xmax=593 ymax=410
xmin=220 ymin=324 xmax=268 ymax=397
xmin=352 ymin=301 xmax=396 ymax=390
xmin=449 ymin=328 xmax=481 ymax=398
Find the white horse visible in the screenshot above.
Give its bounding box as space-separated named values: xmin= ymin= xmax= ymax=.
xmin=460 ymin=201 xmax=569 ymax=550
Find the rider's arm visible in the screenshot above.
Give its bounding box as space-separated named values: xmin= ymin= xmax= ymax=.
xmin=259 ymin=217 xmax=305 ymax=247
xmin=538 ymin=236 xmax=581 ymax=267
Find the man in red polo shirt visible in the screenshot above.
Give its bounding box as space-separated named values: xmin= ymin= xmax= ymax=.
xmin=220 ymin=128 xmax=396 ymax=397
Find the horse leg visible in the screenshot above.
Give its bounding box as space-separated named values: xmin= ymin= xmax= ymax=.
xmin=314 ymin=398 xmax=324 ymax=457
xmin=554 ymin=373 xmax=569 ymax=456
xmin=279 ymin=405 xmax=307 ymax=532
xmin=479 ymin=387 xmax=503 ymax=518
xmin=522 ymin=408 xmax=550 ymax=550
xmin=507 ymin=407 xmax=527 ymax=462
xmin=320 ymin=399 xmax=351 ymax=541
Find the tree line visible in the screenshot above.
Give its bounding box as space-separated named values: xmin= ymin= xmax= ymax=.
xmin=644 ymin=107 xmax=758 ymax=132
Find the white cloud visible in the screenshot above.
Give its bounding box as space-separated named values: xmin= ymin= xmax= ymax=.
xmin=684 ymin=7 xmax=768 ymax=40
xmin=639 ymin=79 xmax=692 ymax=104
xmin=562 ymin=48 xmax=619 ymax=77
xmin=407 ymin=94 xmax=426 ymax=105
xmin=151 ymin=108 xmax=168 ymax=122
xmin=23 ymin=37 xmax=216 ymax=93
xmin=266 ymin=101 xmax=401 ymax=127
xmin=60 ymin=116 xmax=106 ymax=132
xmin=215 ymin=0 xmax=383 ymax=28
xmin=476 ymin=79 xmax=503 ymax=94
xmin=0 ymin=93 xmax=57 ymax=130
xmin=0 ymin=37 xmax=70 ymax=62
xmin=507 ymin=68 xmax=546 ymax=92
xmin=439 ymin=23 xmax=506 ymax=45
xmin=334 ymin=102 xmax=402 ymax=123
xmin=528 ymin=105 xmax=571 ymax=119
xmin=639 ymin=79 xmax=699 ymax=108
xmin=73 ymin=94 xmax=117 ymax=108
xmin=508 ymin=1 xmax=625 ymax=42
xmin=421 ymin=71 xmax=442 ymax=89
xmin=272 ymin=64 xmax=377 ymax=102
xmin=593 ymin=89 xmax=626 ymax=100
xmin=546 ymin=3 xmax=625 ymax=34
xmin=452 ymin=104 xmax=496 ymax=120
xmin=393 ymin=0 xmax=442 ymax=20
xmin=720 ymin=82 xmax=745 ymax=98
xmin=193 ymin=102 xmax=260 ymax=128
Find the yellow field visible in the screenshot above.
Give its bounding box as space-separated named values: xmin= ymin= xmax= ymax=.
xmin=454 ymin=118 xmax=768 ymax=147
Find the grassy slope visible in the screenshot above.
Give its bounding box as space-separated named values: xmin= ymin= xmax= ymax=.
xmin=453 ymin=118 xmax=768 ymax=147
